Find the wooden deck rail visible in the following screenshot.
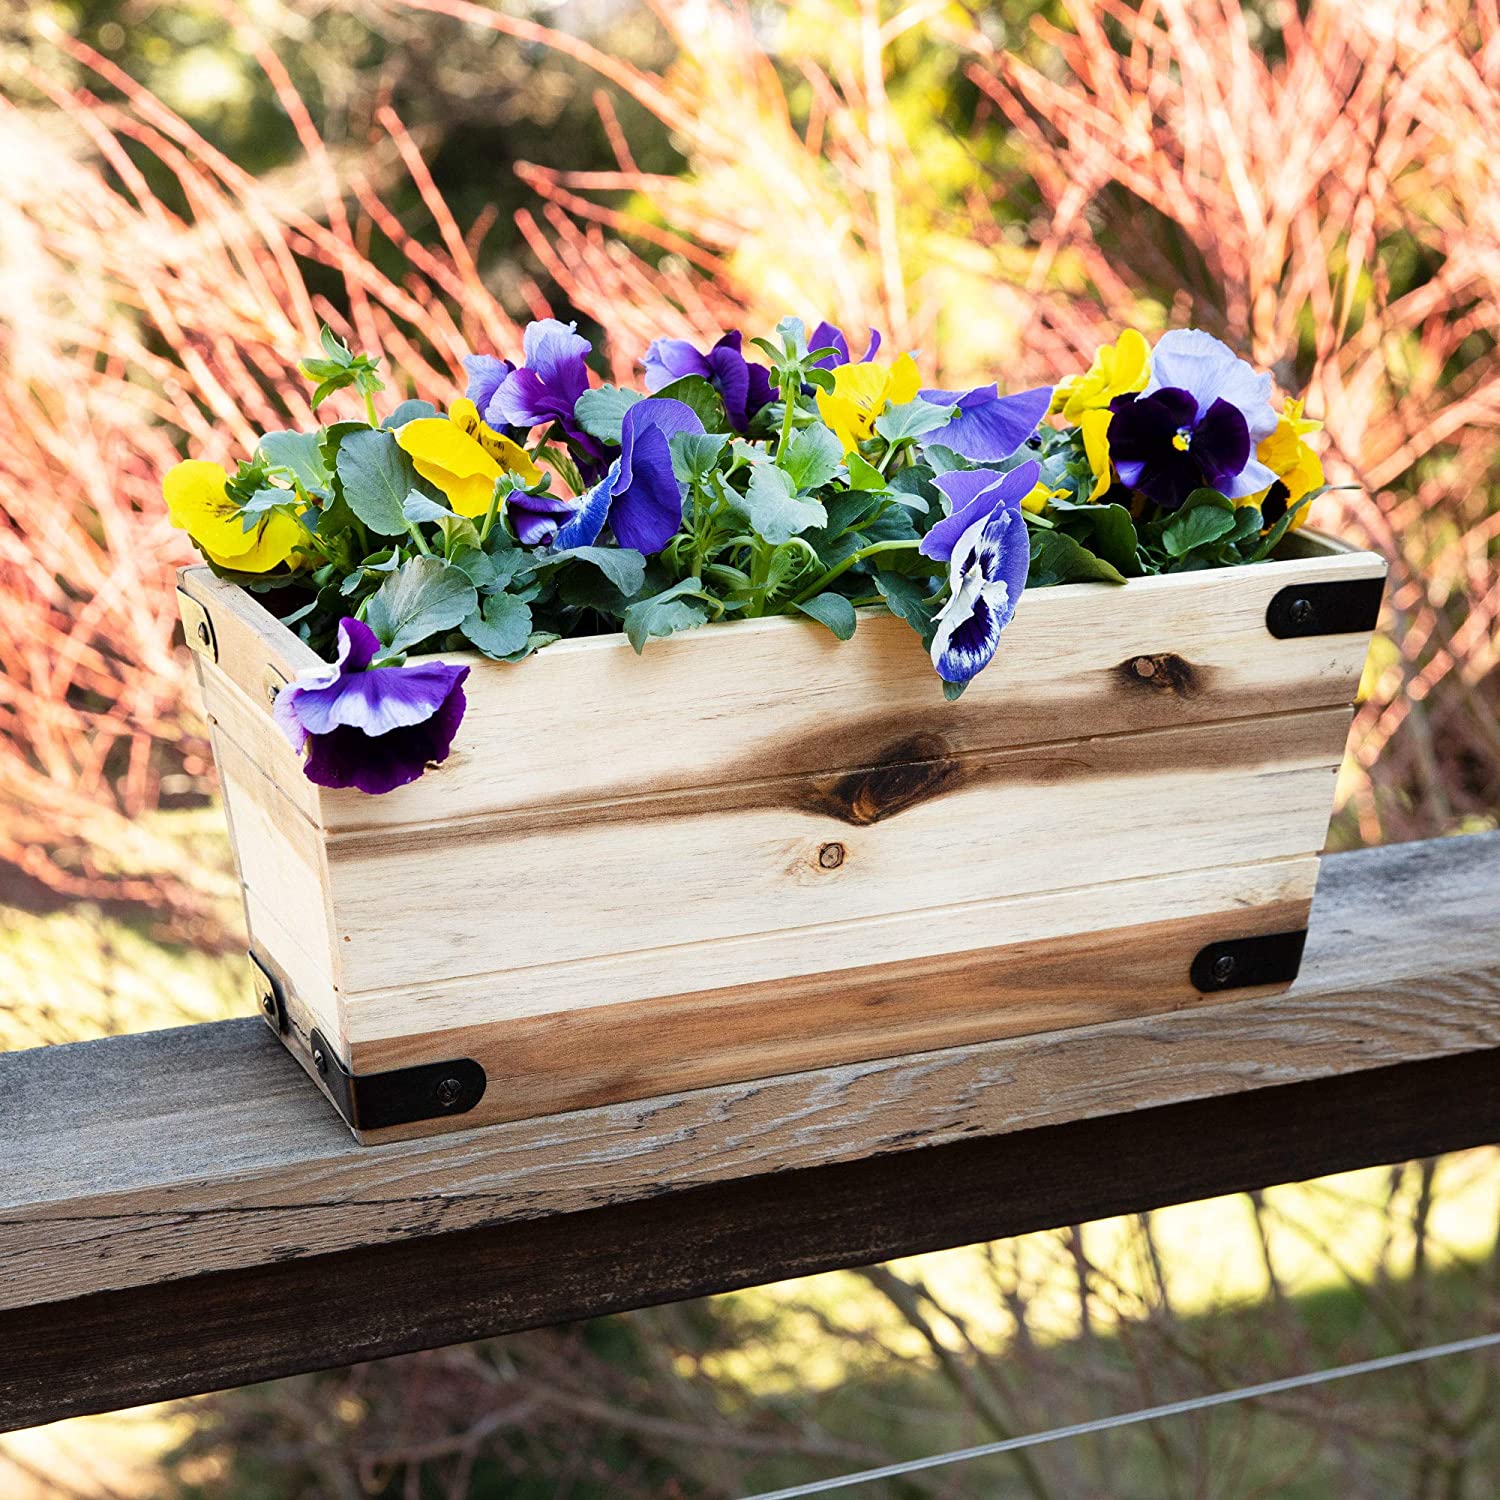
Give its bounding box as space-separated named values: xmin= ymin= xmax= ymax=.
xmin=3 ymin=832 xmax=1500 ymax=1433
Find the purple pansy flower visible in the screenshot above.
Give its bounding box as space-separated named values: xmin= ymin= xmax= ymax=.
xmin=921 ymin=460 xmax=1037 ymax=684
xmin=462 ymin=353 xmax=515 ymax=419
xmin=917 ymin=384 xmax=1053 ymax=463
xmin=508 ymin=490 xmax=579 ymax=548
xmin=1108 ymin=330 xmax=1279 ymax=509
xmin=483 ymin=319 xmax=607 ymax=478
xmin=642 ymin=330 xmax=773 ymax=432
xmin=553 ymin=397 xmax=705 ymax=555
xmin=808 ymin=320 xmax=882 ymax=368
xmin=273 ymin=618 xmax=469 ymax=796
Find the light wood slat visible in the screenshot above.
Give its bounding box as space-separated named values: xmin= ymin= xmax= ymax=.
xmin=341 ymin=853 xmax=1320 ymax=1040
xmin=181 ymin=537 xmax=1383 ymax=831
xmin=3 ymin=833 xmax=1498 ymax=1314
xmin=352 ymin=889 xmax=1314 ymax=1138
xmin=326 ymin=707 xmax=1348 ymax=993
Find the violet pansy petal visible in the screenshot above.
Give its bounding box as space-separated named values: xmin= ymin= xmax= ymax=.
xmin=745 ymin=361 xmax=774 ymax=418
xmin=335 ymin=616 xmax=382 ymax=673
xmin=706 ymin=340 xmax=751 ymax=430
xmin=521 ymin=319 xmax=592 ymax=391
xmin=980 ymin=504 xmax=1032 ymax=613
xmin=291 ymin=661 xmax=468 ymax=738
xmin=1189 ymin=397 xmax=1251 ymax=489
xmin=919 ymin=384 xmax=1052 ymax=462
xmin=302 ymin=681 xmax=468 ymax=796
xmin=608 ymin=422 xmax=687 ymax=554
xmin=463 ymin=354 xmax=514 ymax=416
xmin=551 ymin=468 xmax=617 ymax=550
xmin=921 ymin=459 xmax=1039 ymax=561
xmin=808 ymin=320 xmax=851 ymax=368
xmin=509 ymin=490 xmax=578 ymax=547
xmin=1146 ymin=329 xmax=1277 ymax=442
xmin=642 ymin=338 xmax=710 ymax=392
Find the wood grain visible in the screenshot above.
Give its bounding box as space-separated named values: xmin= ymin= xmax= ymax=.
xmin=350 ymin=891 xmax=1315 ymax=1138
xmin=3 ymin=835 xmax=1497 ymax=1319
xmin=340 ymin=853 xmax=1321 ymax=1040
xmin=181 ymin=534 xmax=1384 ymax=831
xmin=4 ymin=1044 xmax=1498 ymax=1433
xmin=325 ymin=707 xmax=1348 ymax=995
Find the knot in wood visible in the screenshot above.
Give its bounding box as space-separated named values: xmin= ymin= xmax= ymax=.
xmin=818 ymin=842 xmax=846 ymax=870
xmin=1114 ymin=652 xmax=1200 ymax=697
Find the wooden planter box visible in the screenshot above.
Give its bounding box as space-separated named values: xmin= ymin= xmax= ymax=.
xmin=178 ymin=530 xmax=1385 ymax=1144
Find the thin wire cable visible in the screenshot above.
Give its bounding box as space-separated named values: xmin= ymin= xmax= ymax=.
xmin=737 ymin=1329 xmax=1500 ymax=1500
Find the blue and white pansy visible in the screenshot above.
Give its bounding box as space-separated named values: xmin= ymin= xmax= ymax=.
xmin=920 ymin=460 xmax=1038 ymax=684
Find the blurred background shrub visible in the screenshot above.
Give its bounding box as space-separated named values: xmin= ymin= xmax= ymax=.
xmin=2 ymin=0 xmax=1498 ymax=1493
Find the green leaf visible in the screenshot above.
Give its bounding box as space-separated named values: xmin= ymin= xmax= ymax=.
xmin=335 ymin=428 xmax=417 ymax=537
xmin=875 ymin=397 xmax=958 ymax=445
xmin=652 ymin=374 xmax=728 ymax=433
xmin=551 ymin=545 xmax=647 ymax=597
xmin=258 ymin=431 xmax=331 ymax=494
xmin=670 ymin=431 xmax=729 ymax=484
xmin=922 ymin=443 xmax=971 ymax=475
xmin=942 ymin=679 xmax=969 ymax=702
xmin=738 ymin=464 xmax=827 ymax=545
xmin=573 ymin=385 xmax=643 ymax=445
xmin=402 ymin=491 xmax=456 ymax=524
xmin=460 ymin=593 xmax=533 ymax=659
xmin=1163 ymin=501 xmax=1237 ymax=557
xmin=872 ymin=572 xmax=937 ymax=644
xmin=794 ymin=592 xmax=857 ymax=640
xmin=1081 ymin=503 xmax=1141 ymax=575
xmin=1028 ymin=529 xmax=1129 ymax=587
xmin=781 ymin=424 xmax=843 ymax=491
xmin=364 ymin=556 xmax=478 ymax=654
xmin=844 ymin=451 xmax=889 ymax=491
xmin=382 ymin=399 xmax=438 ymax=429
xmin=623 ymin=577 xmax=709 ymax=654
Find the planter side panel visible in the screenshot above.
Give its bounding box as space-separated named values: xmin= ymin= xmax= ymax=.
xmin=312 ymin=542 xmax=1385 ymax=832
xmin=325 ymin=706 xmax=1349 ymax=996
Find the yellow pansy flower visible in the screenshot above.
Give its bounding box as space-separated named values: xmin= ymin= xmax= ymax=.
xmin=1079 ymin=408 xmax=1115 ymax=502
xmin=164 ymin=459 xmax=304 ymax=572
xmin=815 ymin=354 xmax=921 ymax=455
xmin=1051 ymin=329 xmax=1151 ymax=422
xmin=395 ymin=398 xmax=543 ymax=517
xmin=1245 ymin=399 xmax=1323 ymax=530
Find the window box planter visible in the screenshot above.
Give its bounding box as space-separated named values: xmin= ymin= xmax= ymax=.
xmin=179 ymin=528 xmax=1384 ymax=1143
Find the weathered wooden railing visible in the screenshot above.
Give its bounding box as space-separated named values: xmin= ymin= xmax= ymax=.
xmin=2 ymin=832 xmax=1499 ymax=1433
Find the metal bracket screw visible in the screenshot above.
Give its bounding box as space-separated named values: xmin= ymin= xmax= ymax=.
xmin=1211 ymin=954 xmax=1237 ymax=984
xmin=434 ymin=1077 xmax=464 ymax=1108
xmin=1288 ymin=598 xmax=1317 ymax=629
xmin=313 ymin=1046 xmax=328 ymax=1076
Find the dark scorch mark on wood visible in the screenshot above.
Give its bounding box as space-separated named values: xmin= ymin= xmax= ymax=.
xmin=1114 ymin=653 xmax=1203 ymax=697
xmin=800 ymin=733 xmax=963 ymax=825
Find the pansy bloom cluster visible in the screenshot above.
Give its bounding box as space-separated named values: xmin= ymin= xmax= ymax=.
xmin=166 ymin=319 xmax=1325 ymax=794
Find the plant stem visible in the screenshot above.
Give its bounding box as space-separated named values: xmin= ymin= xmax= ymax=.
xmin=775 ymin=374 xmax=798 ymax=466
xmin=788 ymin=538 xmax=921 ymax=604
xmin=363 ymin=388 xmax=380 ymax=428
xmin=478 ymin=480 xmax=504 ymax=544
xmin=404 ymin=521 xmax=433 ymax=557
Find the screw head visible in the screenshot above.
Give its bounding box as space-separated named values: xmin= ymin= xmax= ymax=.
xmin=1288 ymin=597 xmax=1317 ymax=629
xmin=435 ymin=1076 xmax=464 ymax=1108
xmin=1211 ymin=953 xmax=1237 ymax=984
xmin=261 ymin=991 xmax=277 ymax=1017
xmin=196 ymin=620 xmax=211 ymax=646
xmin=313 ymin=1047 xmax=328 ymax=1076
xmin=818 ymin=842 xmax=846 ymax=870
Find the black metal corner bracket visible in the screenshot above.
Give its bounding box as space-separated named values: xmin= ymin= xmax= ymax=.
xmin=308 ymin=1029 xmax=487 ymax=1133
xmin=1190 ymin=929 xmax=1308 ymax=994
xmin=249 ymin=953 xmax=288 ymax=1034
xmin=1266 ymin=577 xmax=1385 ymax=639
